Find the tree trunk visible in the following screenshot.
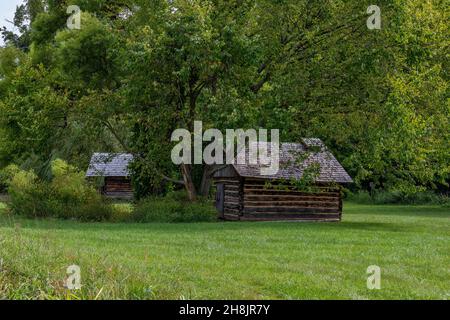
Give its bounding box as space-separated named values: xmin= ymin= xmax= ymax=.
xmin=199 ymin=164 xmax=228 ymax=197
xmin=181 ymin=163 xmax=197 ymax=201
xmin=199 ymin=165 xmax=213 ymax=197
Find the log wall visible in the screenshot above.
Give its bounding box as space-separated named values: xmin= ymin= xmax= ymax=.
xmin=103 ymin=177 xmax=133 ymax=200
xmin=214 ymin=178 xmax=242 ymax=220
xmin=214 ymin=177 xmax=343 ymax=222
xmin=241 ymin=179 xmax=341 ymax=221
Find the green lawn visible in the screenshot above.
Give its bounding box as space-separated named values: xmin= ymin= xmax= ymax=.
xmin=0 ymin=202 xmax=448 ymax=299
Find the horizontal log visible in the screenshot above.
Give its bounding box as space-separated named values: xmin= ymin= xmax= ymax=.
xmin=225 ymin=190 xmax=240 ymax=197
xmin=244 ymin=188 xmax=340 ymax=197
xmin=224 ymin=210 xmax=240 ymax=215
xmin=243 ymin=206 xmax=339 ymax=214
xmin=244 ymin=194 xmax=338 ymax=201
xmin=214 ymin=179 xmax=240 ymax=184
xmin=224 ymin=203 xmax=240 ymax=209
xmin=225 ymin=199 xmax=240 ymax=203
xmin=106 ymin=178 xmax=131 ymax=182
xmin=239 ymin=213 xmax=340 ymax=221
xmin=244 ymin=179 xmax=339 ymax=186
xmin=224 ymin=184 xmax=240 ymax=190
xmin=224 ymin=195 xmax=239 ymax=201
xmin=244 ymin=196 xmax=337 ymax=202
xmin=244 ymin=200 xmax=339 ymax=208
xmin=105 ymin=188 xmax=133 ymax=192
xmin=224 ymin=195 xmax=239 ymax=200
xmin=244 ymin=183 xmax=339 ymax=191
xmin=105 ymin=182 xmax=132 ymax=186
xmin=105 ymin=181 xmax=131 ymax=186
xmin=221 ymin=213 xmax=240 ymax=220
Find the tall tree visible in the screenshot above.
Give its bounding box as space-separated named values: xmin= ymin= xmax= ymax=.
xmin=0 ymin=0 xmax=448 ymax=199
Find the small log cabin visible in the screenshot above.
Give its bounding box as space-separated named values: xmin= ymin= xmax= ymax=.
xmin=213 ymin=139 xmax=353 ymax=222
xmin=86 ymin=153 xmax=134 ymax=200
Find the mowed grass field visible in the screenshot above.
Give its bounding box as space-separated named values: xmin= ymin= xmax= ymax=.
xmin=0 ymin=201 xmax=448 ymax=300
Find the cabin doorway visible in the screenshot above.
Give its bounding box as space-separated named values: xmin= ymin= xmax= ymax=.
xmin=215 ymin=183 xmax=225 ymax=217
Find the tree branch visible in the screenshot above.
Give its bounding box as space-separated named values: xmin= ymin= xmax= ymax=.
xmin=102 ymin=119 xmax=132 ymax=153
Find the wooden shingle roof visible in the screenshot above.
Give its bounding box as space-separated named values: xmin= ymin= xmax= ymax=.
xmin=231 ymin=139 xmax=353 ymax=184
xmin=86 ymin=153 xmax=133 ymax=177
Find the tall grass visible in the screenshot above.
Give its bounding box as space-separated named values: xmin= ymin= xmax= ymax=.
xmin=346 ymin=190 xmax=449 ymax=206
xmin=133 ymin=192 xmax=216 ymax=223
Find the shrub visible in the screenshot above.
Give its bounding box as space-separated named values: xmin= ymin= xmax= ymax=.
xmin=164 ymin=190 xmax=191 ymax=202
xmin=133 ymin=194 xmax=216 ymax=223
xmin=109 ymin=203 xmax=135 ymax=222
xmin=0 ymin=165 xmax=21 ymax=193
xmin=7 ymin=169 xmax=49 ymax=217
xmin=346 ymin=190 xmax=450 ymax=205
xmin=4 ymin=162 xmax=218 ymax=223
xmin=6 ymin=159 xmax=112 ymax=221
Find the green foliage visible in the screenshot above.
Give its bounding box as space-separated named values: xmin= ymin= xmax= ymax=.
xmin=3 ymin=163 xmax=216 ymax=222
xmin=0 ymin=61 xmax=69 ymax=169
xmin=109 ymin=202 xmax=135 ymax=222
xmin=346 ymin=190 xmax=450 ymax=206
xmin=6 ymin=159 xmax=112 ymax=221
xmin=55 ymin=12 xmax=119 ymax=89
xmin=30 ymin=10 xmax=66 ymax=47
xmin=0 ymin=0 xmax=449 ymax=200
xmin=0 ymin=164 xmax=21 ymax=192
xmin=1 ymin=0 xmax=46 ymax=50
xmin=0 ymin=46 xmax=25 ymax=82
xmin=133 ymin=193 xmax=216 ymax=223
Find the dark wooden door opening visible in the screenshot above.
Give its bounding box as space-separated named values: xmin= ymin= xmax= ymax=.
xmin=215 ymin=183 xmax=225 ymax=217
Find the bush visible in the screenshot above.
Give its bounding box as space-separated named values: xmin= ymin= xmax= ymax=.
xmin=5 ymin=164 xmax=217 ymax=223
xmin=346 ymin=190 xmax=450 ymax=205
xmin=133 ymin=194 xmax=216 ymax=223
xmin=0 ymin=165 xmax=21 ymax=193
xmin=6 ymin=168 xmax=58 ymax=218
xmin=6 ymin=159 xmax=112 ymax=221
xmin=3 ymin=162 xmax=218 ymax=223
xmin=109 ymin=203 xmax=135 ymax=222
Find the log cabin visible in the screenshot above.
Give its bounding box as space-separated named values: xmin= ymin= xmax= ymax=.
xmin=86 ymin=153 xmax=134 ymax=200
xmin=213 ymin=139 xmax=352 ymax=222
